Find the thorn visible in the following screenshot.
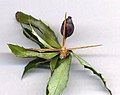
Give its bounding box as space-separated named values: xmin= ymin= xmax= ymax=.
xmin=62 ymin=12 xmax=67 ymax=48
xmin=67 ymin=44 xmax=102 ymax=50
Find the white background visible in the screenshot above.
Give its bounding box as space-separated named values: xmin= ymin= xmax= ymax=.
xmin=0 ymin=0 xmax=120 ymax=95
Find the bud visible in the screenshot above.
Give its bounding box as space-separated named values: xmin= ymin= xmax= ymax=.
xmin=61 ymin=16 xmax=74 ymax=38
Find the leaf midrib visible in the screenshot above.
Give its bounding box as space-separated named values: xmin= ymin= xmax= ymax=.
xmin=53 ymin=59 xmax=69 ymax=95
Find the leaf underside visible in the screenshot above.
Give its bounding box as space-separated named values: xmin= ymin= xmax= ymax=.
xmin=72 ymin=51 xmax=112 ymax=95
xmin=47 ymin=54 xmax=72 ymax=95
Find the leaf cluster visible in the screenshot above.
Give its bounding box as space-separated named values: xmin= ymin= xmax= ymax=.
xmin=8 ymin=12 xmax=112 ymax=95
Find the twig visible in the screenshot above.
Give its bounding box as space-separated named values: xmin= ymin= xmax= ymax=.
xmin=28 ymin=48 xmax=61 ymax=51
xmin=67 ymin=44 xmax=102 ymax=50
xmin=62 ymin=12 xmax=67 ymax=48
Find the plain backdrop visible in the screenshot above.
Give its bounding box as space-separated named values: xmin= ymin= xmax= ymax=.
xmin=0 ymin=0 xmax=120 ymax=95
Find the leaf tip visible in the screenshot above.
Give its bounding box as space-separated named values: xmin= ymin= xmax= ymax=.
xmin=7 ymin=44 xmax=14 ymax=49
xmin=21 ymin=69 xmax=26 ymax=79
xmin=16 ymin=11 xmax=22 ymax=21
xmin=21 ymin=74 xmax=24 ymax=80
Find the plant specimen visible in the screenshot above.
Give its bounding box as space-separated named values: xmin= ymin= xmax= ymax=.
xmin=8 ymin=12 xmax=112 ymax=95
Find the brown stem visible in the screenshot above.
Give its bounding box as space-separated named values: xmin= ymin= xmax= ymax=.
xmin=62 ymin=12 xmax=67 ymax=48
xmin=67 ymin=44 xmax=102 ymax=50
xmin=1 ymin=52 xmax=117 ymax=57
xmin=28 ymin=48 xmax=61 ymax=51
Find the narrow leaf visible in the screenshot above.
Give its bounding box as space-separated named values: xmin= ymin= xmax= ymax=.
xmin=72 ymin=51 xmax=112 ymax=95
xmin=16 ymin=12 xmax=61 ymax=48
xmin=47 ymin=54 xmax=72 ymax=95
xmin=22 ymin=58 xmax=50 ymax=78
xmin=22 ymin=27 xmax=44 ymax=48
xmin=29 ymin=24 xmax=52 ymax=48
xmin=50 ymin=55 xmax=59 ymax=73
xmin=42 ymin=31 xmax=61 ymax=48
xmin=8 ymin=44 xmax=59 ymax=59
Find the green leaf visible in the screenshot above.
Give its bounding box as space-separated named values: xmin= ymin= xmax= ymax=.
xmin=72 ymin=51 xmax=112 ymax=95
xmin=47 ymin=54 xmax=72 ymax=95
xmin=22 ymin=58 xmax=50 ymax=78
xmin=8 ymin=44 xmax=59 ymax=59
xmin=16 ymin=12 xmax=61 ymax=48
xmin=42 ymin=31 xmax=61 ymax=48
xmin=22 ymin=27 xmax=44 ymax=48
xmin=50 ymin=55 xmax=59 ymax=73
xmin=29 ymin=24 xmax=52 ymax=48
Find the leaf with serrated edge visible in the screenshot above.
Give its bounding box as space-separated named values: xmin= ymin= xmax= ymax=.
xmin=47 ymin=54 xmax=72 ymax=95
xmin=8 ymin=44 xmax=59 ymax=59
xmin=72 ymin=51 xmax=112 ymax=95
xmin=16 ymin=12 xmax=61 ymax=48
xmin=22 ymin=58 xmax=50 ymax=78
xmin=50 ymin=55 xmax=59 ymax=73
